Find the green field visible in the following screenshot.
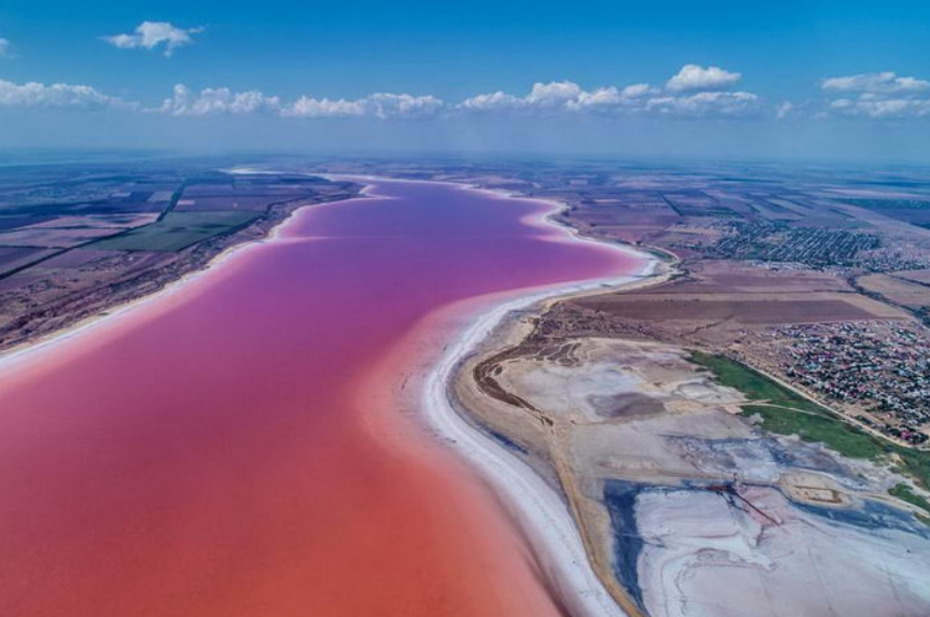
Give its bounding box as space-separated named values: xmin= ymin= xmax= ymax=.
xmin=889 ymin=483 xmax=930 ymax=515
xmin=741 ymin=404 xmax=887 ymax=460
xmin=690 ymin=351 xmax=930 ymax=502
xmin=689 ymin=351 xmax=830 ymax=415
xmin=88 ymin=210 xmax=260 ymax=252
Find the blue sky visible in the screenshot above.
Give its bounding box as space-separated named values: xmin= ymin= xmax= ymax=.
xmin=1 ymin=0 xmax=929 ymax=159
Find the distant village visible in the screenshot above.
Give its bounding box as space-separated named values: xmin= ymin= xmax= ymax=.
xmin=774 ymin=321 xmax=930 ymax=446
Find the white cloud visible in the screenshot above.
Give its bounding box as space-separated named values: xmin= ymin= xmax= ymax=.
xmin=157 ymin=85 xmax=444 ymax=119
xmin=645 ymin=91 xmax=759 ymax=117
xmin=0 ymin=78 xmax=132 ymax=109
xmin=820 ymin=71 xmax=930 ymax=119
xmin=283 ymin=92 xmax=444 ymax=118
xmin=0 ymin=38 xmax=11 ymax=58
xmin=666 ymin=64 xmax=741 ymax=92
xmin=567 ymin=84 xmax=658 ymax=111
xmin=460 ymin=81 xmax=582 ymax=111
xmin=156 ymin=84 xmax=281 ymax=115
xmin=461 ymin=79 xmax=755 ymax=117
xmin=281 ymin=92 xmax=445 ymax=118
xmin=460 ymin=90 xmax=524 ymax=111
xmin=776 ymin=101 xmax=794 ymax=119
xmin=822 ymin=72 xmax=929 ymax=94
xmin=23 ymin=71 xmax=922 ymax=124
xmin=462 ymin=80 xmax=657 ymax=113
xmin=620 ymin=83 xmax=654 ymax=98
xmin=102 ymin=21 xmax=203 ymax=57
xmin=829 ymin=96 xmax=930 ymax=119
xmin=281 ymin=96 xmax=365 ymax=118
xmin=362 ymin=92 xmax=445 ymax=118
xmin=525 ymin=81 xmax=583 ymax=107
xmin=567 ymin=86 xmax=623 ymax=110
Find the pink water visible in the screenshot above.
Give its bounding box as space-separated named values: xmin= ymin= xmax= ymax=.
xmin=0 ymin=180 xmax=642 ymax=617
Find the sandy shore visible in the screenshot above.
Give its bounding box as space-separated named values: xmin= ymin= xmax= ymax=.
xmin=406 ymin=185 xmax=663 ymax=617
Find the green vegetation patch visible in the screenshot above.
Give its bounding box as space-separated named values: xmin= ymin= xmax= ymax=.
xmin=740 ymin=404 xmax=885 ymax=460
xmin=691 ymin=351 xmax=930 ymax=495
xmin=889 ymin=483 xmax=930 ymax=516
xmin=896 ymin=449 xmax=930 ymax=497
xmin=690 ymin=351 xmax=830 ymax=415
xmin=87 ymin=210 xmax=260 ymax=252
xmin=741 ymin=403 xmax=930 ymax=494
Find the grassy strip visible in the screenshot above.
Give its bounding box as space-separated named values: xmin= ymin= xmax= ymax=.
xmin=89 ymin=210 xmax=260 ymax=252
xmin=889 ymin=483 xmax=930 ymax=515
xmin=690 ymin=351 xmax=830 ymax=415
xmin=741 ymin=404 xmax=886 ymax=460
xmin=689 ymin=352 xmax=930 ymax=501
xmin=742 ymin=403 xmax=930 ymax=499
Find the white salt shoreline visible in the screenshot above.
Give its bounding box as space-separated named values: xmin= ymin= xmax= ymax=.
xmin=420 ymin=274 xmax=651 ymax=617
xmin=396 ymin=180 xmax=661 ymax=617
xmin=330 ymin=177 xmax=660 ymax=617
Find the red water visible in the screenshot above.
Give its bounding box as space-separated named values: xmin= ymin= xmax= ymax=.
xmin=0 ymin=180 xmax=641 ymax=617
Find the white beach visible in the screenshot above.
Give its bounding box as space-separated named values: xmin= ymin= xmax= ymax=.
xmin=414 ymin=185 xmax=661 ymax=617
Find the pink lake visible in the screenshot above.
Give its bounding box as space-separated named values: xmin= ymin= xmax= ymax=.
xmin=0 ymin=179 xmax=644 ymax=617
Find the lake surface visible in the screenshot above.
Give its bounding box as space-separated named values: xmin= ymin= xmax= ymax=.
xmin=0 ymin=180 xmax=642 ymax=617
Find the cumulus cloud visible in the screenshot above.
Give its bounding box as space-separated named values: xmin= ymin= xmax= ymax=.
xmin=0 ymin=70 xmax=827 ymax=123
xmin=567 ymin=83 xmax=658 ymax=111
xmin=645 ymin=91 xmax=759 ymax=117
xmin=776 ymin=101 xmax=794 ymax=119
xmin=102 ymin=21 xmax=203 ymax=57
xmin=460 ymin=81 xmax=581 ymax=111
xmin=282 ymin=96 xmax=365 ymax=118
xmin=462 ymin=80 xmax=656 ymax=113
xmin=524 ymin=81 xmax=583 ymax=107
xmin=461 ymin=78 xmax=755 ymax=117
xmin=822 ymin=72 xmax=929 ymax=94
xmin=156 ymin=84 xmax=444 ymax=119
xmin=829 ymin=97 xmax=930 ymax=119
xmin=280 ymin=92 xmax=445 ymax=118
xmin=820 ymin=71 xmax=930 ymax=119
xmin=666 ymin=64 xmax=741 ymax=92
xmin=156 ymin=84 xmax=281 ymax=115
xmin=459 ymin=90 xmax=523 ymax=111
xmin=362 ymin=93 xmax=445 ymax=118
xmin=0 ymin=78 xmax=132 ymax=109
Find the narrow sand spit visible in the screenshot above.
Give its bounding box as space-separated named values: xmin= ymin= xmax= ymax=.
xmin=318 ymin=174 xmax=664 ymax=616
xmin=325 ymin=175 xmax=663 ymax=617
xmin=403 ymin=183 xmax=661 ymax=617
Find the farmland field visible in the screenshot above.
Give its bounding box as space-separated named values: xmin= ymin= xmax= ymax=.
xmin=857 ymin=273 xmax=930 ymax=308
xmin=175 ymin=196 xmax=279 ymax=212
xmin=0 ymin=226 xmax=123 ymax=248
xmin=690 ymin=351 xmax=829 ymax=414
xmin=89 ymin=210 xmax=261 ymax=252
xmin=843 ymin=198 xmax=930 ymax=227
xmin=0 ymin=246 xmax=58 ymax=276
